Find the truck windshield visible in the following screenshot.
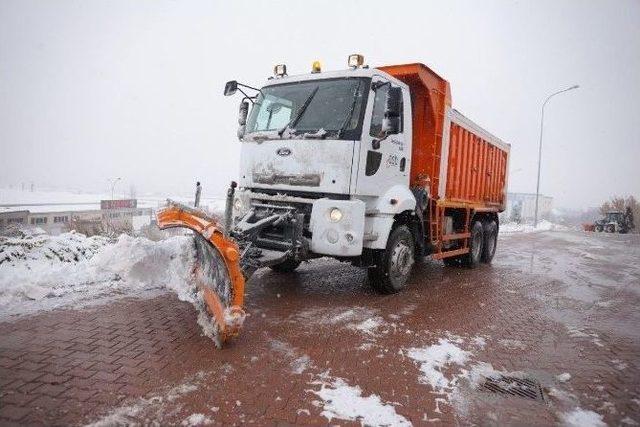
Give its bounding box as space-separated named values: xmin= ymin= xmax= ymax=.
xmin=245 ymin=77 xmax=370 ymax=140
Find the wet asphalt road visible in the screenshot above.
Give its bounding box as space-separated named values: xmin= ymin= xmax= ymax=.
xmin=1 ymin=230 xmax=639 ymax=426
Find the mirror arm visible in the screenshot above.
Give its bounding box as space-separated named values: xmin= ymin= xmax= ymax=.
xmin=238 ymin=89 xmax=255 ymax=104
xmin=237 ymin=82 xmax=260 ymax=92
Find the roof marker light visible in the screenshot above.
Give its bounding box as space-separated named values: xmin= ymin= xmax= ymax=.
xmin=348 ymin=54 xmax=364 ymax=68
xmin=274 ymin=64 xmax=287 ymax=77
xmin=311 ymin=60 xmax=322 ymax=73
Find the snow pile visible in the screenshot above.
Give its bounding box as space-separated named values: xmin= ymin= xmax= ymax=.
xmin=311 ymin=377 xmax=411 ymax=427
xmin=0 ymin=232 xmax=200 ymax=321
xmin=560 ymin=408 xmax=606 ymax=427
xmin=500 ymin=220 xmax=567 ymax=234
xmin=0 ymin=230 xmax=111 ymax=267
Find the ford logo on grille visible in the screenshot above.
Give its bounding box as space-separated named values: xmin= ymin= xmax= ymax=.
xmin=276 ymin=147 xmax=292 ymax=156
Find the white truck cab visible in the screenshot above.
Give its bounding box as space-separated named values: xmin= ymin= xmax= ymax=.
xmin=226 ymin=61 xmax=416 ymax=284
xmin=223 ymin=56 xmax=508 ymax=293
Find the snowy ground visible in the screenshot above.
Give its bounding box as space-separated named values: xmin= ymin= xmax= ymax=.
xmin=1 ymin=217 xmax=638 ymax=425
xmin=0 ymin=220 xmax=565 ymax=321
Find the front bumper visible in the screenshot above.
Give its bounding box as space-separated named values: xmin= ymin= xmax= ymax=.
xmin=235 ymin=190 xmax=365 ymax=258
xmin=309 ymin=198 xmax=365 ymax=256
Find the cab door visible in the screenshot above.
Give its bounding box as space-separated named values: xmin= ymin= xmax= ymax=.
xmin=355 ymin=76 xmax=411 ymax=196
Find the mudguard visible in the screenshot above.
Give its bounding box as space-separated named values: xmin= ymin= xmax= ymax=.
xmin=156 ymin=201 xmax=245 ymax=347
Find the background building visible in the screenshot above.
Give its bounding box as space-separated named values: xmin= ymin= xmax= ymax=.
xmin=502 ymin=192 xmax=554 ymax=223
xmin=0 ymin=200 xmax=152 ymax=235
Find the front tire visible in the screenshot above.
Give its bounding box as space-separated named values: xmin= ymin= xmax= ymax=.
xmin=269 ymin=258 xmax=301 ymax=273
xmin=368 ymin=225 xmax=415 ymax=294
xmin=481 ymin=220 xmax=498 ymax=264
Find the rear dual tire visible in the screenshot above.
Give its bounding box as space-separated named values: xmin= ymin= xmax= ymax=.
xmin=443 ymin=219 xmax=497 ymax=268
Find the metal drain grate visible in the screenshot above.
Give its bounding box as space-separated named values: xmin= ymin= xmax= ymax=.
xmin=480 ymin=375 xmax=545 ymax=402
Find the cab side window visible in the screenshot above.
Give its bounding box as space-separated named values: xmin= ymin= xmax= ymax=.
xmin=369 ymin=82 xmax=403 ymax=138
xmin=369 ymin=83 xmax=389 ymax=138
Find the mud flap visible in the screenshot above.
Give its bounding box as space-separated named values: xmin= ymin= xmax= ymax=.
xmin=156 ymin=202 xmax=246 ymax=348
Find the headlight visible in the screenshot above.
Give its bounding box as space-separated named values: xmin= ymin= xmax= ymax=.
xmin=233 ymin=198 xmax=243 ymax=212
xmin=329 ymin=208 xmax=343 ymax=222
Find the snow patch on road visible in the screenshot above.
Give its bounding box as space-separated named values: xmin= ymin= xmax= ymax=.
xmin=86 ymin=372 xmax=206 ymax=426
xmin=351 ymin=316 xmax=385 ymax=335
xmin=407 ymin=338 xmax=471 ymax=393
xmin=295 ymin=306 xmax=388 ymax=336
xmin=181 ymin=413 xmax=212 ymax=426
xmin=269 ymin=339 xmax=314 ymax=375
xmin=497 ymin=338 xmax=527 ymax=350
xmin=560 ymin=408 xmax=606 ymax=427
xmin=310 ymin=376 xmax=411 ymax=426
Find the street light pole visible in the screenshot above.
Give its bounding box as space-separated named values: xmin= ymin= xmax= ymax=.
xmin=534 ymin=85 xmax=579 ymax=227
xmin=109 ymin=177 xmax=121 ymax=200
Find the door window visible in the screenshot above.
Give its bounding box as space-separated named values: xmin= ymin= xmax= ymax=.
xmin=369 ymin=83 xmax=389 ymax=138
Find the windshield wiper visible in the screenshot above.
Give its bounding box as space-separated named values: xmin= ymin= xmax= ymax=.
xmin=337 ymin=81 xmax=362 ymax=139
xmin=278 ymin=86 xmax=319 ymax=137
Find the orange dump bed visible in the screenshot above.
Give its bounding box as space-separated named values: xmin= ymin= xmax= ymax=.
xmin=378 ymin=63 xmax=510 ymax=211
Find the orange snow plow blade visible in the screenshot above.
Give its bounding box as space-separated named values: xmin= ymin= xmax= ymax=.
xmin=156 ymin=201 xmax=245 ymax=347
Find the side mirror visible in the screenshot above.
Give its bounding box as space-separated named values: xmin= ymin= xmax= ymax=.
xmin=224 ymin=80 xmax=238 ymax=96
xmin=237 ymin=101 xmax=249 ymax=139
xmin=238 ymin=101 xmax=249 ymax=125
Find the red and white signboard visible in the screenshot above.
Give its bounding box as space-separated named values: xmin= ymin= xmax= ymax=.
xmin=100 ymin=199 xmax=137 ymax=210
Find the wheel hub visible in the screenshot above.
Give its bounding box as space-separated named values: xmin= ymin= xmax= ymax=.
xmin=390 ymin=241 xmax=413 ymax=278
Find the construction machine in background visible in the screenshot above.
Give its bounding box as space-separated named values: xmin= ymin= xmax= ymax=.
xmin=593 ymin=210 xmax=634 ymax=233
xmin=157 ymin=56 xmax=510 ymax=347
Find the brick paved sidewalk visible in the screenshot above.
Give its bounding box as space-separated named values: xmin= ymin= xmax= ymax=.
xmin=1 ymin=232 xmax=639 ymax=426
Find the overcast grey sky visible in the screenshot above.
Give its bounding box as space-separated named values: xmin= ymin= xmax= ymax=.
xmin=1 ymin=0 xmax=639 ymax=208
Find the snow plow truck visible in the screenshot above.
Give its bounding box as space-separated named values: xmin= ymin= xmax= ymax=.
xmin=157 ymin=56 xmax=510 ymax=347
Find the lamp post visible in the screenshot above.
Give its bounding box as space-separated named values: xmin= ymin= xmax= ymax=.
xmin=534 ymin=85 xmax=579 ymax=227
xmin=109 ymin=177 xmax=121 ymax=200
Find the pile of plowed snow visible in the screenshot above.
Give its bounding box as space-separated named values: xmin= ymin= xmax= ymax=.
xmin=0 ymin=231 xmax=201 ymax=320
xmin=499 ymin=219 xmax=568 ymax=234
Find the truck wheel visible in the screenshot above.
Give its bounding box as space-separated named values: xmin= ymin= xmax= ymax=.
xmin=462 ymin=221 xmax=484 ymax=268
xmin=368 ymin=225 xmax=415 ymax=294
xmin=606 ymin=224 xmax=616 ymax=233
xmin=270 ymin=258 xmax=301 ymax=273
xmin=481 ymin=220 xmax=498 ymax=264
xmin=595 ymin=225 xmax=603 ymax=232
xmin=443 ymin=256 xmax=461 ymax=267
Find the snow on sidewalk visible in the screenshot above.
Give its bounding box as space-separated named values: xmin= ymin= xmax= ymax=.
xmin=0 ymin=230 xmax=200 ymax=320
